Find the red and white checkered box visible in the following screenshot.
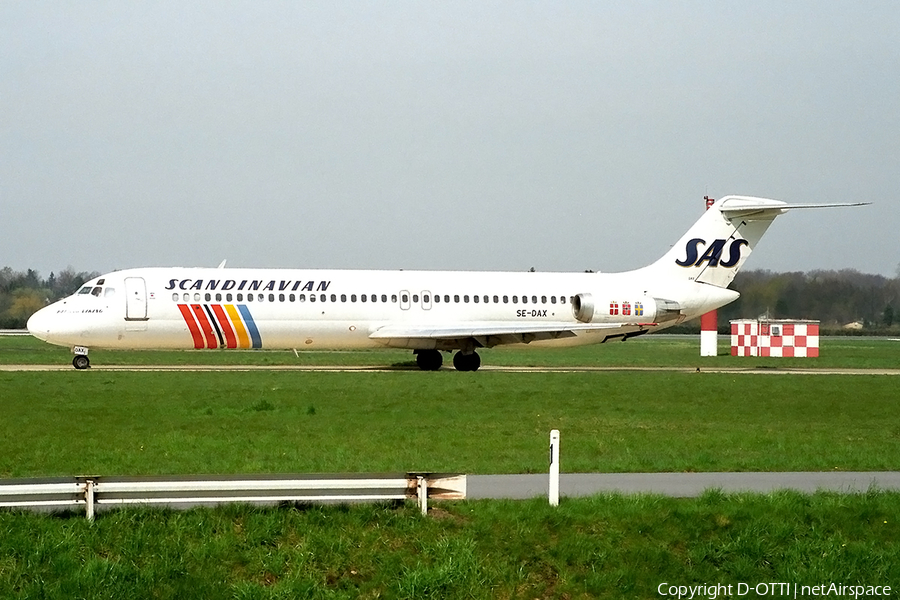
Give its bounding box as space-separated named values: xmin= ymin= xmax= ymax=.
xmin=731 ymin=320 xmax=819 ymax=357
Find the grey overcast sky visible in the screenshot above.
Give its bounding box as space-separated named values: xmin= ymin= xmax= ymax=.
xmin=2 ymin=2 xmax=898 ymax=277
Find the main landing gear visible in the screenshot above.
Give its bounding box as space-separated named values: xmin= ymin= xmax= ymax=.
xmin=72 ymin=355 xmax=90 ymax=370
xmin=415 ymin=349 xmax=443 ymax=371
xmin=452 ymin=351 xmax=481 ymax=372
xmin=414 ymin=349 xmax=482 ymax=372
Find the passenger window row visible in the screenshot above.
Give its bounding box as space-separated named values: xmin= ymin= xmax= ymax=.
xmin=171 ymin=292 xmax=574 ymax=305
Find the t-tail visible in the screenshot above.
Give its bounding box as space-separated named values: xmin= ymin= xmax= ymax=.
xmin=645 ymin=196 xmax=869 ymax=289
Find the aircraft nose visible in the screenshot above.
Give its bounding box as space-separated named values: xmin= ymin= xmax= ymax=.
xmin=26 ymin=306 xmax=54 ymax=342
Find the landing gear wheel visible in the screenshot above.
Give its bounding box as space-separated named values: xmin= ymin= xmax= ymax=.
xmin=452 ymin=351 xmax=481 ymax=372
xmin=415 ymin=349 xmax=443 ymax=371
xmin=73 ymin=355 xmax=90 ymax=370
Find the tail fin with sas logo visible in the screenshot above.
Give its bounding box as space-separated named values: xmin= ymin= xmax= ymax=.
xmin=646 ymin=196 xmax=869 ymax=289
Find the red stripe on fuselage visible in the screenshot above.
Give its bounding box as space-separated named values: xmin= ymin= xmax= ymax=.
xmin=210 ymin=305 xmax=238 ymax=349
xmin=177 ymin=304 xmax=205 ymax=349
xmin=191 ymin=304 xmax=218 ymax=349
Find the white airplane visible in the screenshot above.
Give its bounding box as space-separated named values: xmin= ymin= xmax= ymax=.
xmin=28 ymin=196 xmax=864 ymax=371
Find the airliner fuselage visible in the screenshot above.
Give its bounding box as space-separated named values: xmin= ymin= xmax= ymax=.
xmin=27 ymin=196 xmax=865 ymax=370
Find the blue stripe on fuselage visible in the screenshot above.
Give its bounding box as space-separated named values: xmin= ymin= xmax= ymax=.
xmin=237 ymin=305 xmax=263 ymax=348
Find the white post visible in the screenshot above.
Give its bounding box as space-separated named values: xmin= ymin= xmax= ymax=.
xmin=417 ymin=476 xmax=428 ymax=515
xmin=85 ymin=479 xmax=95 ymax=521
xmin=549 ymin=430 xmax=560 ymax=507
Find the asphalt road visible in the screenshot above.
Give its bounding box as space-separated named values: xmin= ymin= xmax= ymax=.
xmin=468 ymin=472 xmax=900 ymax=499
xmin=3 ymin=364 xmax=900 ymax=375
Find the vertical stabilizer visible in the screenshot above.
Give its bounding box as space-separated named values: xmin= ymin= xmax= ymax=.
xmin=646 ymin=196 xmax=788 ymax=288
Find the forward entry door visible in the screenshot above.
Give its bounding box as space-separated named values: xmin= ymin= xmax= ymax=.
xmin=125 ymin=277 xmax=148 ymax=321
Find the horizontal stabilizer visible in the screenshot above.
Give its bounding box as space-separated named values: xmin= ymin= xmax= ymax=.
xmin=720 ymin=196 xmax=870 ymax=219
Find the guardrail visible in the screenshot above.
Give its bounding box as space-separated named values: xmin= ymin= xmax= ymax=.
xmin=0 ymin=473 xmax=466 ymax=519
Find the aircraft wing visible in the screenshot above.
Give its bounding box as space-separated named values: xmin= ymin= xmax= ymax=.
xmin=369 ymin=322 xmax=650 ymax=348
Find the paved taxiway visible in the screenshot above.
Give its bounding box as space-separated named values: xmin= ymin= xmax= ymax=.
xmin=4 ymin=364 xmax=900 ymax=375
xmin=468 ymin=472 xmax=900 ymax=499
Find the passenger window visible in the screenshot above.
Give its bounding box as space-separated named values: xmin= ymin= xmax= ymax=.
xmin=412 ymin=294 xmax=419 ymax=303
xmin=401 ymin=294 xmax=408 ymax=303
xmin=513 ymin=296 xmax=518 ymax=304
xmin=299 ymin=294 xmax=306 ymax=302
xmin=259 ymin=294 xmax=265 ymax=302
xmin=503 ymin=295 xmax=509 ymax=303
xmin=310 ymin=294 xmax=316 ymax=302
xmin=279 ymin=293 xmax=286 ymax=302
xmin=473 ymin=295 xmax=479 ymax=303
xmin=330 ymin=294 xmax=337 ymax=302
xmin=532 ymin=296 xmax=538 ymax=304
xmin=493 ymin=295 xmax=499 ymax=303
xmin=423 ymin=294 xmax=430 ymax=303
xmin=194 ymin=293 xmax=201 ymax=302
xmin=522 ymin=296 xmax=527 ymax=304
xmin=227 ymin=293 xmax=233 ymax=302
xmin=205 ymin=293 xmax=212 ymax=301
xmin=454 ymin=295 xmax=460 ymax=303
xmin=434 ymin=295 xmax=440 ymax=303
xmin=341 ymin=294 xmax=347 ymax=302
xmin=172 ymin=293 xmax=179 ymax=301
xmin=216 ymin=293 xmax=222 ymax=302
xmin=237 ymin=293 xmax=243 ymax=302
xmin=289 ymin=294 xmax=295 ymax=302
xmin=247 ymin=294 xmax=254 ymax=302
xmin=351 ymin=294 xmax=357 ymax=302
xmin=391 ymin=294 xmax=398 ymax=303
xmin=362 ymin=294 xmax=367 ymax=303
xmin=320 ymin=294 xmax=326 ymax=302
xmin=381 ymin=294 xmax=387 ymax=303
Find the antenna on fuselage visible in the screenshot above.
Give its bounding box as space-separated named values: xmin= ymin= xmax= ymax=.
xmin=217 ymin=260 xmax=227 ymax=269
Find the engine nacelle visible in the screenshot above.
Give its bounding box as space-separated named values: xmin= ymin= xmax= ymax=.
xmin=572 ymin=293 xmax=684 ymax=325
xmin=572 ymin=293 xmax=595 ymax=323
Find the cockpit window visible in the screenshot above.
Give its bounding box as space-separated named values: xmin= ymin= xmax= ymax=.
xmin=91 ymin=287 xmax=102 ymax=297
xmin=78 ymin=286 xmax=92 ymax=294
xmin=104 ymin=287 xmax=116 ymax=297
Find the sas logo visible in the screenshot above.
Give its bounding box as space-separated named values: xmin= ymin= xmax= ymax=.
xmin=676 ymin=238 xmax=750 ymax=268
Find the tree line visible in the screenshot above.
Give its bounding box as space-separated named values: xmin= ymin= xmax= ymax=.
xmin=0 ymin=267 xmax=99 ymax=329
xmin=0 ymin=266 xmax=897 ymax=333
xmin=716 ymin=269 xmax=898 ymax=333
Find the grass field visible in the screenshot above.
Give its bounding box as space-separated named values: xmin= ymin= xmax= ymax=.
xmin=1 ymin=493 xmax=898 ymax=599
xmin=1 ymin=335 xmax=898 ymax=598
xmin=1 ymin=368 xmax=899 ymax=477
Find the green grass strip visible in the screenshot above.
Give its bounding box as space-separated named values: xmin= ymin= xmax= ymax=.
xmin=1 ymin=370 xmax=898 ymax=476
xmin=1 ymin=492 xmax=898 ymax=599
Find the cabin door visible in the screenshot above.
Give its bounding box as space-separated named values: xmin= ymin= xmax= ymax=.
xmin=125 ymin=277 xmax=148 ymax=321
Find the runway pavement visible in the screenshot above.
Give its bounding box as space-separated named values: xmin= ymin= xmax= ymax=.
xmin=3 ymin=364 xmax=900 ymax=375
xmin=468 ymin=472 xmax=900 ymax=499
